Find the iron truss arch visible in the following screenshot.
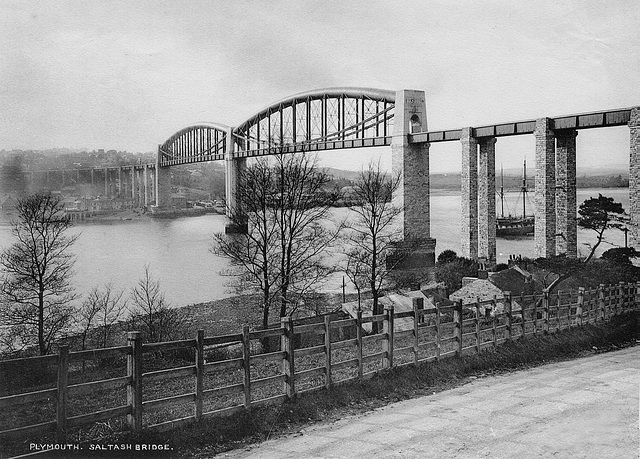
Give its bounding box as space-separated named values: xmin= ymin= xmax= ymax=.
xmin=159 ymin=122 xmax=230 ymax=166
xmin=233 ymin=88 xmax=396 ymax=158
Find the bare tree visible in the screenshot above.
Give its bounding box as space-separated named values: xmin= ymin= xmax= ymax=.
xmin=345 ymin=162 xmax=402 ymax=331
xmin=0 ymin=193 xmax=77 ymax=355
xmin=212 ymin=153 xmax=342 ymax=329
xmin=128 ymin=265 xmax=184 ymax=343
xmin=77 ymin=283 xmax=127 ymax=351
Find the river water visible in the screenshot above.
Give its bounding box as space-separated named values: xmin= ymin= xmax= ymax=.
xmin=0 ymin=188 xmax=630 ymax=308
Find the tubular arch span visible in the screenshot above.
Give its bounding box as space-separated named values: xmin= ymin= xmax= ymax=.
xmin=159 ymin=122 xmax=230 ymax=166
xmin=233 ymin=87 xmax=396 ymax=157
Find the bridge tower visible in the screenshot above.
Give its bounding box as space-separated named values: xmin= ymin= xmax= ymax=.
xmin=155 ymin=148 xmax=171 ymax=208
xmin=224 ymin=127 xmax=247 ymax=233
xmin=389 ymin=89 xmax=436 ymax=281
xmin=630 ymin=108 xmax=640 ymax=250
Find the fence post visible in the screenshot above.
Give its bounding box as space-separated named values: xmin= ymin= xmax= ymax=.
xmin=383 ymin=306 xmax=394 ymax=368
xmin=435 ymin=303 xmax=441 ymax=361
xmin=556 ymin=291 xmax=562 ymax=331
xmin=324 ymin=315 xmax=332 ymax=389
xmin=577 ymin=287 xmax=584 ymax=327
xmin=412 ymin=297 xmax=422 ymax=364
xmin=281 ymin=317 xmax=295 ymax=399
xmin=542 ymin=289 xmax=550 ymax=333
xmin=598 ymin=284 xmax=606 ymax=321
xmin=454 ymin=299 xmax=463 ymax=358
xmin=242 ymin=325 xmax=251 ymax=408
xmin=504 ymin=292 xmax=512 ymax=340
xmin=56 ymin=345 xmax=69 ymax=442
xmin=618 ymin=282 xmax=625 ymax=314
xmin=492 ymin=296 xmax=498 ymax=348
xmin=127 ymin=331 xmax=142 ymax=432
xmin=356 ymin=310 xmax=363 ymax=379
xmin=474 ymin=301 xmax=480 ymax=353
xmin=520 ymin=293 xmax=526 ymax=337
xmin=532 ymin=294 xmax=538 ymax=334
xmin=195 ymin=329 xmax=204 ymax=420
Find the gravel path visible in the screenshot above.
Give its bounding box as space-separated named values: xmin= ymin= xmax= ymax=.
xmin=222 ymin=346 xmax=640 ymax=458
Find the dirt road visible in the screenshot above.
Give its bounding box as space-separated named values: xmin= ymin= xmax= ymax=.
xmin=223 ymin=346 xmax=639 ymax=458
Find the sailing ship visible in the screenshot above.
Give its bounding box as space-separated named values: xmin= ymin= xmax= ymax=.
xmin=496 ymin=160 xmax=534 ymax=237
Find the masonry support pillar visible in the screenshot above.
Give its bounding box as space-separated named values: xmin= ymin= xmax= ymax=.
xmin=117 ymin=167 xmax=123 ymax=197
xmin=460 ymin=128 xmax=478 ymax=260
xmin=137 ymin=168 xmax=145 ymax=207
xmin=130 ymin=166 xmax=137 ymax=204
xmin=556 ymin=130 xmax=578 ymax=257
xmin=629 ymin=107 xmax=640 ymax=250
xmin=103 ymin=168 xmax=109 ymax=197
xmin=143 ymin=165 xmax=150 ymax=207
xmin=90 ymin=169 xmax=94 ymax=189
xmin=388 ymin=89 xmax=436 ymax=282
xmin=155 ymin=148 xmax=171 ymax=208
xmin=479 ymin=137 xmax=497 ymax=264
xmin=630 ymin=108 xmax=640 ymax=250
xmin=224 ymin=127 xmax=247 ymax=233
xmin=534 ymin=118 xmax=556 ymax=258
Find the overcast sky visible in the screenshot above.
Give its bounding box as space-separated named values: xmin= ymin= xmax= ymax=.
xmin=1 ymin=0 xmax=638 ymax=172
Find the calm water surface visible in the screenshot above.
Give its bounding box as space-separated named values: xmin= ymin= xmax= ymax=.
xmin=0 ymin=188 xmax=630 ymax=307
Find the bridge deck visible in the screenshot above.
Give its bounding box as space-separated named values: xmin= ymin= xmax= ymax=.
xmin=410 ymin=107 xmax=633 ymax=144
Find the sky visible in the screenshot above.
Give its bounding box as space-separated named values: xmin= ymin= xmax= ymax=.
xmin=0 ymin=0 xmax=639 ymax=173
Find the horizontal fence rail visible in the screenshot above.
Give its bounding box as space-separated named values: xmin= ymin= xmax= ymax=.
xmin=1 ymin=282 xmax=638 ymax=443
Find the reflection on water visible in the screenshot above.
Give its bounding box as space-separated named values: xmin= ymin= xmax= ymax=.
xmin=0 ymin=188 xmax=630 ymax=308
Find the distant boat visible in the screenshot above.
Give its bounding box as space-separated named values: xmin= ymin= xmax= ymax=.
xmin=496 ymin=161 xmax=534 ymax=237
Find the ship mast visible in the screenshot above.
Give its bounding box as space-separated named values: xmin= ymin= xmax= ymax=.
xmin=500 ymin=164 xmax=505 ymax=217
xmin=522 ymin=159 xmax=527 ymax=217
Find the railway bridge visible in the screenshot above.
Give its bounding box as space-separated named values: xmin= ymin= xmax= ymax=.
xmin=31 ymin=88 xmax=640 ymax=274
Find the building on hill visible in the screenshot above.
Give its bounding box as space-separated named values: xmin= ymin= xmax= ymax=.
xmin=0 ymin=194 xmax=17 ymax=212
xmin=449 ymin=265 xmax=543 ymax=316
xmin=488 ymin=265 xmax=542 ymax=296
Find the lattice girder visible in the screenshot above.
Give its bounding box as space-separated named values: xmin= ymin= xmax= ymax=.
xmin=233 ymin=88 xmax=395 ymax=158
xmin=159 ymin=123 xmax=229 ymax=166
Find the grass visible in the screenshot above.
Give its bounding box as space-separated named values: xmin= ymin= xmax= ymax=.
xmin=1 ymin=311 xmax=638 ymax=459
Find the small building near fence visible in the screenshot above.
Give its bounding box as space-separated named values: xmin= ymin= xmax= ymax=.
xmin=449 ymin=265 xmax=545 ymax=316
xmin=342 ymin=289 xmax=455 ymax=333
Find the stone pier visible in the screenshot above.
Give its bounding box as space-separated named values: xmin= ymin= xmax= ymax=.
xmin=478 ymin=137 xmax=496 ymax=263
xmin=155 ymin=147 xmax=172 ymax=208
xmin=534 ymin=118 xmax=556 ymax=259
xmin=130 ymin=166 xmax=137 ymax=203
xmin=460 ymin=128 xmax=478 ymax=260
xmin=388 ymin=89 xmax=436 ymax=281
xmin=224 ymin=127 xmax=248 ymax=233
xmin=630 ymin=108 xmax=640 ymax=249
xmin=555 ymin=130 xmax=577 ymax=257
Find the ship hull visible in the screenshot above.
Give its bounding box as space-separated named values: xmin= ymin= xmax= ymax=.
xmin=496 ymin=217 xmax=534 ymax=237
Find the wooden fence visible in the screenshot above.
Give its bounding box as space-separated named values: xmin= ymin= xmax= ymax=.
xmin=1 ymin=281 xmax=638 ymax=445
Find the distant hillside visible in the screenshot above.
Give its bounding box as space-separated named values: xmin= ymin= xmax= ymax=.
xmin=323 ymin=167 xmax=629 ymax=191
